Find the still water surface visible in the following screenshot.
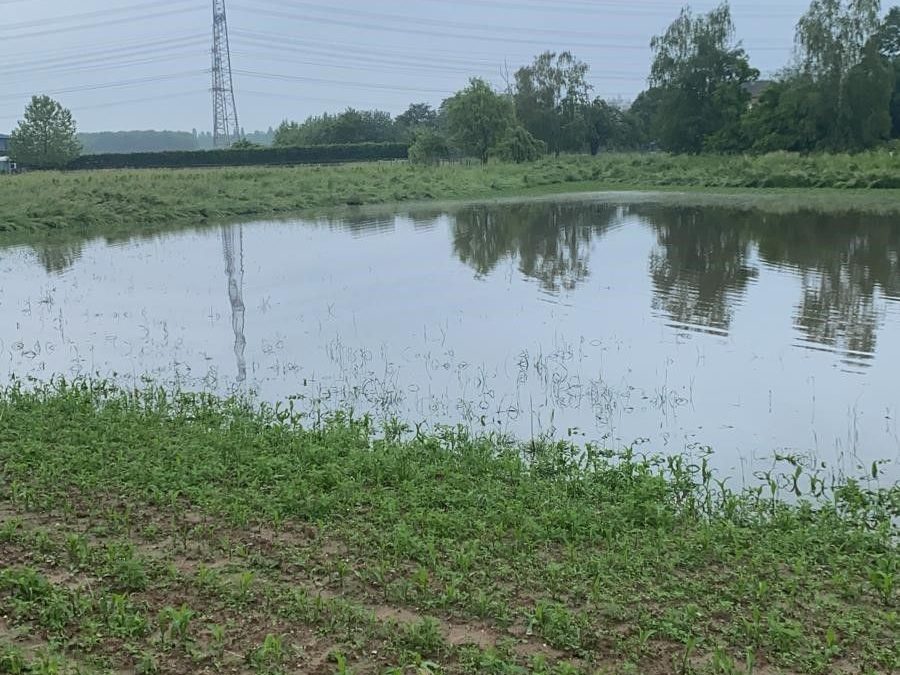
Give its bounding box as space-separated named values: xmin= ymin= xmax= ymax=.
xmin=2 ymin=196 xmax=899 ymax=478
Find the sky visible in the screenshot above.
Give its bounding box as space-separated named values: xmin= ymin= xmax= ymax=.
xmin=0 ymin=0 xmax=816 ymax=134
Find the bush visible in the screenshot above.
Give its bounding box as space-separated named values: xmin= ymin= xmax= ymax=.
xmin=492 ymin=125 xmax=546 ymax=163
xmin=66 ymin=142 xmax=409 ymax=171
xmin=408 ymin=131 xmax=451 ymax=165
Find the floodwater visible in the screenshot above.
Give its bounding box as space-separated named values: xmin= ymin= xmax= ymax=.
xmin=2 ymin=195 xmax=900 ymax=479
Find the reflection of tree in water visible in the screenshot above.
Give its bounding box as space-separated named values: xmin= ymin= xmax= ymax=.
xmin=451 ymin=202 xmax=621 ymax=292
xmin=32 ymin=241 xmax=84 ymax=275
xmin=314 ymin=209 xmax=446 ymax=237
xmin=754 ymin=214 xmax=900 ymax=360
xmin=638 ymin=205 xmax=900 ymax=359
xmin=634 ymin=205 xmax=759 ymax=334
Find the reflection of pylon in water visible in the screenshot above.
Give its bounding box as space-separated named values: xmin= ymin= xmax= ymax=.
xmin=222 ymin=225 xmax=247 ymax=383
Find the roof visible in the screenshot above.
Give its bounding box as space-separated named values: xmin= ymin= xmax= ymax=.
xmin=742 ymin=80 xmax=775 ymax=99
xmin=0 ymin=134 xmax=10 ymax=140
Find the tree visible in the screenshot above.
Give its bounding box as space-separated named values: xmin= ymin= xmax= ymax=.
xmin=875 ymin=6 xmax=900 ymax=136
xmin=274 ymin=109 xmax=400 ymax=147
xmin=444 ymin=78 xmax=515 ymax=164
xmin=796 ymin=0 xmax=881 ymax=83
xmin=514 ymin=52 xmax=592 ymax=156
xmin=741 ymin=76 xmax=828 ymax=152
xmin=9 ymin=95 xmax=81 ymax=169
xmin=794 ymin=0 xmax=883 ymax=147
xmin=408 ymin=130 xmax=450 ymax=165
xmin=843 ymin=42 xmax=893 ymax=148
xmin=648 ymin=3 xmax=758 ymax=153
xmin=396 ymin=103 xmax=437 ymax=133
xmin=492 ymin=125 xmax=546 ymax=163
xmin=585 ymin=98 xmax=643 ymax=153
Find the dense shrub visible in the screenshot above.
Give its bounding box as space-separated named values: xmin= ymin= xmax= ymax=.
xmin=66 ymin=143 xmax=409 ymax=171
xmin=492 ymin=125 xmax=547 ymax=163
xmin=408 ymin=131 xmax=451 ymax=165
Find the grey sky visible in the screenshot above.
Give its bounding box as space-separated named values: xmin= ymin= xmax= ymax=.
xmin=1 ymin=0 xmax=814 ymax=134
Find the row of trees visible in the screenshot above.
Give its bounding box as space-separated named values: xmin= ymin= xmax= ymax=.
xmin=638 ymin=0 xmax=900 ymax=153
xmin=9 ymin=0 xmax=900 ymax=167
xmin=272 ymin=0 xmax=900 ymax=160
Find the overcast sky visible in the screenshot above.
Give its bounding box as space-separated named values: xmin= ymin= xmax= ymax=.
xmin=1 ymin=0 xmax=815 ymax=133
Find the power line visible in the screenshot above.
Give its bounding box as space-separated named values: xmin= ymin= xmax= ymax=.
xmin=233 ymin=69 xmax=453 ymax=96
xmin=413 ymin=0 xmax=803 ymax=19
xmin=0 ymin=71 xmax=209 ymax=103
xmin=0 ymin=41 xmax=209 ymax=79
xmin=0 ymin=35 xmax=206 ymax=73
xmin=1 ymin=0 xmax=196 ymax=32
xmin=0 ymin=6 xmax=205 ymax=41
xmin=230 ymin=28 xmax=651 ymax=71
xmin=233 ymin=0 xmax=790 ymax=51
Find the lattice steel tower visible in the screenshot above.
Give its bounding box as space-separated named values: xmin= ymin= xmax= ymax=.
xmin=211 ymin=0 xmax=240 ymax=147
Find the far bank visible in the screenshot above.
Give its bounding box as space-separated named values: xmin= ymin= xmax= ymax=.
xmin=3 ymin=152 xmax=900 ymax=236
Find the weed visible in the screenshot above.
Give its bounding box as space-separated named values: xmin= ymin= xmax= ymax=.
xmin=159 ymin=605 xmax=196 ymax=648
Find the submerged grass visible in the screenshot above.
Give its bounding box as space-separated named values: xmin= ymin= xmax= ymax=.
xmin=0 ymin=380 xmax=897 ymax=674
xmin=3 ymin=152 xmax=900 ymax=236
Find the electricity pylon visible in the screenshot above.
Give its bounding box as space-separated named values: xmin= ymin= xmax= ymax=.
xmin=212 ymin=0 xmax=240 ymax=147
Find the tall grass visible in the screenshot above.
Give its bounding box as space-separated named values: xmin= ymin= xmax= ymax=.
xmin=3 ymin=151 xmax=900 ymax=236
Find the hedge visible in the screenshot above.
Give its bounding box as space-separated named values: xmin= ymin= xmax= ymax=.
xmin=66 ymin=142 xmax=410 ymax=170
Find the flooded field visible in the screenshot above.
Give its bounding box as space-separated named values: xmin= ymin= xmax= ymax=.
xmin=2 ymin=195 xmax=899 ymax=478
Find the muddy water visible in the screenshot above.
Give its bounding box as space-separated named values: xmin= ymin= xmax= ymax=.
xmin=2 ymin=196 xmax=899 ymax=479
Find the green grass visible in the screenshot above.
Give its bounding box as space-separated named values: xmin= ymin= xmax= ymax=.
xmin=0 ymin=380 xmax=897 ymax=674
xmin=4 ymin=151 xmax=900 ymax=236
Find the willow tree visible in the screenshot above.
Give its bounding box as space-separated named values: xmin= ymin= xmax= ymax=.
xmin=445 ymin=78 xmax=515 ymax=164
xmin=648 ymin=2 xmax=758 ymax=153
xmin=795 ymin=0 xmax=889 ymax=146
xmin=514 ymin=52 xmax=592 ymax=156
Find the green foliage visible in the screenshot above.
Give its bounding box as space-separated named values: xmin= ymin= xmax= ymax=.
xmin=796 ymin=0 xmax=881 ymax=83
xmin=396 ymin=103 xmax=439 ymax=138
xmin=0 ymin=381 xmax=896 ymax=672
xmin=274 ymin=108 xmax=401 ymax=147
xmin=9 ymin=95 xmax=81 ymax=169
xmin=65 ymin=142 xmax=409 ymax=171
xmin=514 ymin=51 xmax=592 ymax=156
xmin=408 ymin=130 xmax=451 ymax=165
xmin=230 ymin=138 xmax=262 ymax=150
xmin=843 ymin=43 xmax=894 ymax=149
xmin=6 ymin=154 xmax=900 ymax=236
xmin=492 ymin=125 xmax=546 ymax=163
xmin=741 ymin=77 xmax=827 ymax=152
xmin=586 ymin=98 xmax=643 ymax=153
xmin=648 ymin=3 xmax=758 ymax=153
xmin=445 ymin=78 xmax=515 ymax=164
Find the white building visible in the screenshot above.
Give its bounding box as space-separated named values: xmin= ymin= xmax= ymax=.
xmin=0 ymin=134 xmax=12 ymax=173
xmin=0 ymin=134 xmax=13 ymax=173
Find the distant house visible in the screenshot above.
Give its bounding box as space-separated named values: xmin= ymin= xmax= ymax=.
xmin=0 ymin=134 xmax=13 ymax=173
xmin=743 ymin=80 xmax=775 ymax=107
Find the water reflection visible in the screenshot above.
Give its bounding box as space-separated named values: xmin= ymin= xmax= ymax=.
xmin=635 ymin=205 xmax=759 ymax=335
xmin=754 ymin=214 xmax=900 ymax=362
xmin=222 ymin=225 xmax=247 ymax=383
xmin=445 ymin=200 xmax=900 ymax=363
xmin=12 ymin=199 xmax=900 ymax=368
xmin=3 ymin=196 xmax=900 ymax=477
xmin=452 ymin=201 xmax=621 ymax=292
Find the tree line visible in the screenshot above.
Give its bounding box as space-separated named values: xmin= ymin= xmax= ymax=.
xmin=8 ymin=0 xmax=900 ymax=168
xmin=271 ymin=0 xmax=900 ymax=161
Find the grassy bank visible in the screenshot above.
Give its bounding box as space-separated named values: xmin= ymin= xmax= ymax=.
xmin=0 ymin=382 xmax=897 ymax=674
xmin=3 ymin=152 xmax=900 ymax=235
